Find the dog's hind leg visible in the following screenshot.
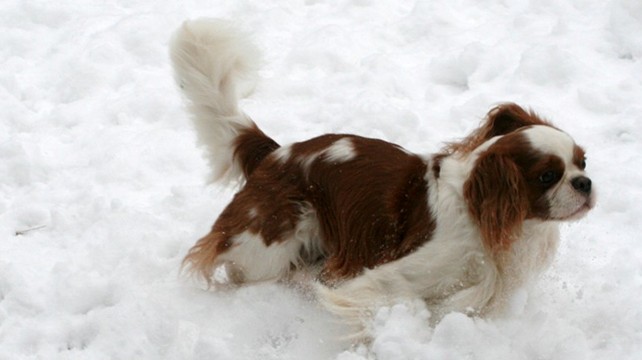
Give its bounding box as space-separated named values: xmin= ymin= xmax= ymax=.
xmin=183 ymin=189 xmax=322 ymax=286
xmin=183 ymin=221 xmax=301 ymax=287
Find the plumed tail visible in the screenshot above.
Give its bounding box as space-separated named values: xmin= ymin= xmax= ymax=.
xmin=315 ymin=282 xmax=384 ymax=340
xmin=170 ymin=18 xmax=277 ymax=183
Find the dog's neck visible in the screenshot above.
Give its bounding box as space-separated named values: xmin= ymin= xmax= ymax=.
xmin=498 ymin=219 xmax=560 ymax=281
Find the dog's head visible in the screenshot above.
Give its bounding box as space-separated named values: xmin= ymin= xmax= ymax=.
xmin=456 ymin=104 xmax=595 ymax=252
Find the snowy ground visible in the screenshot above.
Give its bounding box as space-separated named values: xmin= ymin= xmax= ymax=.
xmin=2 ymin=0 xmax=642 ymax=359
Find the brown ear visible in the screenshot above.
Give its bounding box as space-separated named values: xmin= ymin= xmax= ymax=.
xmin=446 ymin=103 xmax=550 ymax=154
xmin=482 ymin=103 xmax=549 ymax=138
xmin=464 ymin=151 xmax=529 ymax=253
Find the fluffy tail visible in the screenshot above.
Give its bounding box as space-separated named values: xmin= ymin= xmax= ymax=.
xmin=170 ymin=18 xmax=278 ymax=183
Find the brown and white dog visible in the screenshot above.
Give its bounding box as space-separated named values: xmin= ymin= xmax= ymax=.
xmin=170 ymin=19 xmax=595 ymax=333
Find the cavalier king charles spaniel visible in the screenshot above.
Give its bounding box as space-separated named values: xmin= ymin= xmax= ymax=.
xmin=170 ymin=19 xmax=595 ymax=335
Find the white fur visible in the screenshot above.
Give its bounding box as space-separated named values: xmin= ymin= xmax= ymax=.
xmin=218 ymin=231 xmax=298 ymax=283
xmin=271 ymin=145 xmax=292 ymax=164
xmin=525 ymin=126 xmax=574 ymax=163
xmin=296 ymin=137 xmax=357 ymax=177
xmin=169 ymin=19 xmax=260 ymax=184
xmin=299 ymin=151 xmax=322 ymax=176
xmin=323 ymin=138 xmax=357 ymax=163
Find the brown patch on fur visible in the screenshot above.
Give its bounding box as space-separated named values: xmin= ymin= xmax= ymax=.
xmin=573 ymin=144 xmax=586 ymax=170
xmin=298 ymin=136 xmax=435 ymax=280
xmin=445 ymin=103 xmax=552 ymax=155
xmin=463 ymin=133 xmax=531 ymax=253
xmin=234 ymin=123 xmax=280 ymax=178
xmin=525 ymin=154 xmax=565 ymax=218
xmin=465 ymin=148 xmax=529 ymax=253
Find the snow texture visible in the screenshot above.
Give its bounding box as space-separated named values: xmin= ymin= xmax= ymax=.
xmin=1 ymin=0 xmax=641 ymax=359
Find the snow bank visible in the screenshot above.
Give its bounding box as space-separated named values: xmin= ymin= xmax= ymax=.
xmin=1 ymin=0 xmax=641 ymax=359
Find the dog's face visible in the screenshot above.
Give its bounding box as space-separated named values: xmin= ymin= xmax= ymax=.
xmin=479 ymin=125 xmax=595 ymax=221
xmin=519 ymin=125 xmax=595 ymax=221
xmin=461 ymin=105 xmax=595 ymax=252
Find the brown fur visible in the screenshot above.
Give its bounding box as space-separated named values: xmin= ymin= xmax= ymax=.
xmin=444 ymin=103 xmax=552 ymax=155
xmin=573 ymin=145 xmax=586 ymax=170
xmin=301 ymin=136 xmax=435 ymax=280
xmin=464 ymin=135 xmax=530 ymax=253
xmin=234 ymin=124 xmax=280 ymax=178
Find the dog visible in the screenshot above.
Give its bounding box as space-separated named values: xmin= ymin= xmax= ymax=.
xmin=170 ymin=18 xmax=595 ymax=334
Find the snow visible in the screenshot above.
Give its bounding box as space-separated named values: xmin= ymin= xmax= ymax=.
xmin=1 ymin=0 xmax=641 ymax=359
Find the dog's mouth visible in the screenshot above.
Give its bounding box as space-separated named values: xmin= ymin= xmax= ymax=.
xmin=555 ymin=197 xmax=595 ymax=222
xmin=564 ymin=203 xmax=591 ymax=221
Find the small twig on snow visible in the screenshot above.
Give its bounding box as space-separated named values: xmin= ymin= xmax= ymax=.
xmin=15 ymin=224 xmax=47 ymax=236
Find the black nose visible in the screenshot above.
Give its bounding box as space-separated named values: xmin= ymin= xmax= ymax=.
xmin=571 ymin=176 xmax=592 ymax=194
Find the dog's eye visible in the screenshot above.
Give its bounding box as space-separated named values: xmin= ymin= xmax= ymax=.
xmin=539 ymin=171 xmax=557 ymax=185
xmin=580 ymin=158 xmax=586 ymax=170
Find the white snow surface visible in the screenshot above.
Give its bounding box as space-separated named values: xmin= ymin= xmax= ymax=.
xmin=2 ymin=0 xmax=642 ymax=359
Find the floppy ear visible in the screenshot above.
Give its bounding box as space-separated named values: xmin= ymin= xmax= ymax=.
xmin=481 ymin=103 xmax=550 ymax=138
xmin=446 ymin=103 xmax=551 ymax=154
xmin=464 ymin=151 xmax=529 ymax=253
